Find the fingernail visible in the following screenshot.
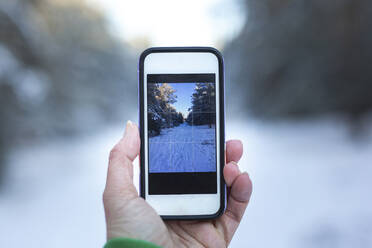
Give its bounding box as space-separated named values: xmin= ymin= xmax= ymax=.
xmin=230 ymin=161 xmax=240 ymax=172
xmin=242 ymin=171 xmax=249 ymax=178
xmin=230 ymin=161 xmax=238 ymax=166
xmin=124 ymin=120 xmax=134 ymax=137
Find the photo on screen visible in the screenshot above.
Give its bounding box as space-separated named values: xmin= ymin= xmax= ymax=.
xmin=147 ymin=74 xmax=217 ymax=194
xmin=148 ymin=81 xmax=216 ymax=173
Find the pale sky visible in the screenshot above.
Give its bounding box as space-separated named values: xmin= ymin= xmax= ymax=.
xmin=86 ymin=0 xmax=245 ymax=48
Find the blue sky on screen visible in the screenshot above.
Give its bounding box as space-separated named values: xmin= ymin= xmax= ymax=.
xmin=167 ymin=83 xmax=195 ymax=117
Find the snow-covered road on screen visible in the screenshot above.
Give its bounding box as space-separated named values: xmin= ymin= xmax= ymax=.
xmin=149 ymin=123 xmax=216 ymax=173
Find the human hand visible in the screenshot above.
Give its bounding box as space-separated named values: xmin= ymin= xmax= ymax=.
xmin=103 ymin=121 xmax=252 ymax=247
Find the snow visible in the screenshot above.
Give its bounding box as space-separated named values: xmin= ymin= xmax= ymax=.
xmin=228 ymin=119 xmax=372 ymax=247
xmin=149 ymin=123 xmax=216 ymax=173
xmin=0 ymin=118 xmax=372 ymax=247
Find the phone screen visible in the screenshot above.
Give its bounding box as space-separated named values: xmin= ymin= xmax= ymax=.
xmin=147 ymin=73 xmax=217 ymax=195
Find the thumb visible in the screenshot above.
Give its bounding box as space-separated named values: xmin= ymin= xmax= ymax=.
xmin=104 ymin=120 xmax=140 ymax=200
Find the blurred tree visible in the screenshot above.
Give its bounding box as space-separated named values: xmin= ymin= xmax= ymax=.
xmin=224 ymin=0 xmax=372 ymax=121
xmin=0 ymin=0 xmax=137 ymax=184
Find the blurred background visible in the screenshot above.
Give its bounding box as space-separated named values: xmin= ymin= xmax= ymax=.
xmin=1 ymin=0 xmax=372 ymax=247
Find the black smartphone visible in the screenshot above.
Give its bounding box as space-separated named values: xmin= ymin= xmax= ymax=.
xmin=139 ymin=47 xmax=225 ymax=220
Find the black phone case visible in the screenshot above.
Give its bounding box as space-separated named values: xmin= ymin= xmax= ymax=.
xmin=138 ymin=47 xmax=225 ymax=220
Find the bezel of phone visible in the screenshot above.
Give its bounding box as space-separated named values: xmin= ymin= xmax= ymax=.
xmin=139 ymin=47 xmax=225 ymax=220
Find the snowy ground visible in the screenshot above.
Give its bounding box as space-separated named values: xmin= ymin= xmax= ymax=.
xmin=149 ymin=123 xmax=216 ymax=173
xmin=1 ymin=118 xmax=372 ymax=247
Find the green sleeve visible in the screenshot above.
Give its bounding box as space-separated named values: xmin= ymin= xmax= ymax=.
xmin=104 ymin=238 xmax=162 ymax=248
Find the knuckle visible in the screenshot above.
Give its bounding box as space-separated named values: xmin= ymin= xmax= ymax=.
xmin=225 ymin=208 xmax=242 ymax=223
xmin=109 ymin=145 xmax=121 ymax=161
xmin=102 ymin=189 xmax=110 ymax=203
xmin=102 ymin=190 xmax=107 ymax=203
xmin=103 ymin=188 xmax=115 ymax=205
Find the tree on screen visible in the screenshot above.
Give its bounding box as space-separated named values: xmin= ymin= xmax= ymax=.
xmin=148 ymin=83 xmax=183 ymax=136
xmin=186 ymin=83 xmax=215 ymax=127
